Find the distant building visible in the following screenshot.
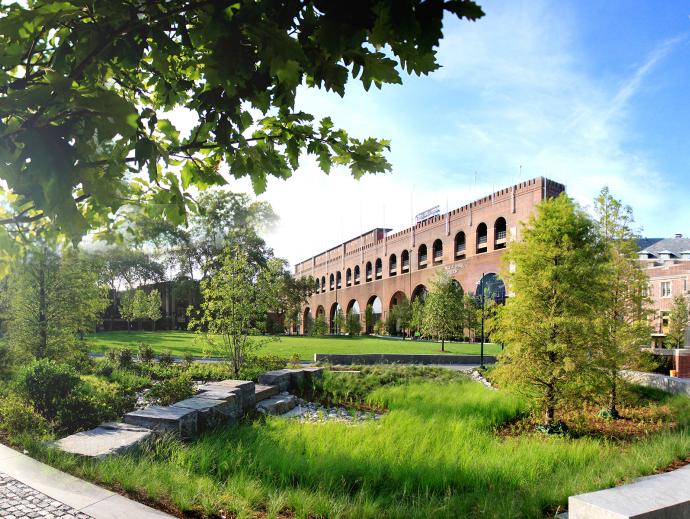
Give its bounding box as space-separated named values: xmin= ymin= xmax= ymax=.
xmin=638 ymin=234 xmax=690 ymax=347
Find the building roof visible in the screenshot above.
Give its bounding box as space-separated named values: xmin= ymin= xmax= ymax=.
xmin=637 ymin=237 xmax=690 ymax=258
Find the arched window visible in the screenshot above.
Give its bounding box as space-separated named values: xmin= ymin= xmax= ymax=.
xmin=455 ymin=231 xmax=466 ymax=260
xmin=321 ymin=276 xmax=326 ymax=293
xmin=336 ymin=271 xmax=342 ymax=289
xmin=476 ymin=223 xmax=488 ymax=253
xmin=389 ymin=254 xmax=397 ymax=276
xmin=346 ymin=268 xmax=352 ymax=286
xmin=329 ymin=273 xmax=335 ymax=290
xmin=494 ymin=217 xmax=507 ymax=249
xmin=354 ymin=265 xmax=361 ymax=284
xmin=375 ymin=258 xmax=383 ymax=279
xmin=315 ymin=278 xmax=320 ymax=292
xmin=401 ymin=250 xmax=410 ymax=272
xmin=418 ymin=244 xmax=428 ymax=268
xmin=366 ymin=261 xmax=373 ymax=281
xmin=432 ymin=239 xmax=443 ymax=263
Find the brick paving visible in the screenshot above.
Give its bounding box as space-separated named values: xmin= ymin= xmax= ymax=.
xmin=0 ymin=472 xmax=92 ymax=519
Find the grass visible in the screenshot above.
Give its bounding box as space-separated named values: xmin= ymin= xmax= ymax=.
xmin=35 ymin=372 xmax=690 ymax=518
xmin=87 ymin=331 xmax=502 ymax=360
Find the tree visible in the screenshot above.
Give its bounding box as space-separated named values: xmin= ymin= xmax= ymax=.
xmin=310 ymin=315 xmax=327 ymax=336
xmin=667 ymin=295 xmax=689 ymax=349
xmin=345 ymin=311 xmax=362 ymax=336
xmin=591 ymin=188 xmax=652 ymax=417
xmin=132 ymin=289 xmax=150 ymax=331
xmin=6 ymin=247 xmax=108 ymax=362
xmin=118 ymin=291 xmax=136 ymax=331
xmin=462 ymin=294 xmax=480 ymax=341
xmin=0 ymin=1 xmax=484 ymax=252
xmin=364 ymin=304 xmax=376 ymax=335
xmin=493 ymin=194 xmax=607 ymax=427
xmin=147 ymin=289 xmax=163 ymax=331
xmin=388 ymin=299 xmax=412 ymax=336
xmin=410 ymin=298 xmax=425 ymax=337
xmin=188 ymin=246 xmax=276 ymax=377
xmin=421 ymin=271 xmax=464 ymax=351
xmin=334 ymin=308 xmax=346 ymax=335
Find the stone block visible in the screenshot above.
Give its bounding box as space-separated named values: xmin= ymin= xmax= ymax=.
xmin=256 ymin=394 xmax=297 ymax=416
xmin=254 ymin=384 xmax=280 ymax=402
xmin=258 ymin=369 xmax=292 ymax=391
xmin=302 ymin=367 xmax=324 ymax=381
xmin=124 ymin=406 xmax=198 ymax=439
xmin=52 ymin=422 xmax=153 ymax=458
xmin=198 ymin=379 xmax=255 ymax=411
xmin=171 ymin=397 xmax=240 ymax=427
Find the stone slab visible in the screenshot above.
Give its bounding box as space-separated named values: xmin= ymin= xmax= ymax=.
xmin=313 ymin=353 xmax=497 ymax=365
xmin=52 ymin=422 xmax=153 ymax=458
xmin=568 ymin=464 xmax=690 ymax=518
xmin=256 ymin=394 xmax=297 ymax=415
xmin=124 ymin=405 xmax=198 ymax=439
xmin=171 ymin=397 xmax=239 ymax=426
xmin=258 ymin=369 xmax=292 ymax=391
xmin=254 ymin=384 xmax=280 ymax=402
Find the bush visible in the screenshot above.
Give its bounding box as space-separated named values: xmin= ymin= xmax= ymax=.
xmin=0 ymin=393 xmax=50 ymax=439
xmin=183 ymin=352 xmax=194 ymax=369
xmin=106 ymin=349 xmax=117 ymax=363
xmin=238 ymin=355 xmax=287 ymax=381
xmin=116 ymin=348 xmax=134 ymax=368
xmin=158 ymin=350 xmax=174 ymax=367
xmin=138 ymin=343 xmax=155 ymax=364
xmin=57 ymin=379 xmax=135 ymax=434
xmin=19 ymin=359 xmax=81 ymax=420
xmin=145 ymin=375 xmax=194 ymax=406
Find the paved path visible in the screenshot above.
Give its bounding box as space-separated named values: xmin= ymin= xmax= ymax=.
xmin=0 ymin=444 xmax=173 ymax=519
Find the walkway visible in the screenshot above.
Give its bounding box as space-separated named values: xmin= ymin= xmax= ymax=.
xmin=0 ymin=444 xmax=173 ymax=519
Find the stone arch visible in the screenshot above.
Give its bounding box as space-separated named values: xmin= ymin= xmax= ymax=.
xmin=418 ymin=244 xmax=428 ymax=268
xmin=454 ymin=231 xmax=466 ymax=260
xmin=346 ymin=267 xmax=352 ymax=286
xmin=401 ymin=249 xmax=410 ymax=272
xmin=494 ymin=217 xmax=507 ymax=249
xmin=389 ymin=254 xmax=397 ymax=276
xmin=365 ymin=261 xmax=373 ymax=281
xmin=354 ymin=265 xmax=361 ymax=284
xmin=411 ymin=284 xmax=427 ymax=303
xmin=432 ymin=239 xmax=443 ymax=263
xmin=329 ymin=302 xmax=342 ymax=334
xmin=476 ymin=222 xmax=488 ymax=253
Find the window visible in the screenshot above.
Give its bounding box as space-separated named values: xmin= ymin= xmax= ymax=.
xmin=476 ymin=223 xmax=488 ymax=253
xmin=354 ymin=265 xmax=360 ymax=284
xmin=375 ymin=258 xmax=383 ymax=279
xmin=432 ymin=239 xmax=443 ymax=263
xmin=401 ymin=250 xmax=410 ymax=272
xmin=454 ymin=232 xmax=466 ymax=260
xmin=389 ymin=254 xmax=397 ymax=276
xmin=418 ymin=244 xmax=428 ymax=268
xmin=661 ymin=281 xmax=672 ymax=298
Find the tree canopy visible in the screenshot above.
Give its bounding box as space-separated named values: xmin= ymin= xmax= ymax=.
xmin=0 ymin=0 xmax=484 ymax=256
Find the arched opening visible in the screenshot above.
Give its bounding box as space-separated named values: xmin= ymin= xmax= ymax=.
xmin=389 ymin=254 xmax=397 ymax=276
xmin=375 ymin=258 xmax=383 ymax=279
xmin=329 ymin=273 xmax=335 ymax=291
xmin=354 ymin=265 xmax=361 ymax=285
xmin=315 ymin=305 xmax=325 ymax=318
xmin=336 ymin=271 xmax=342 ymax=289
xmin=476 ymin=223 xmax=488 ymax=253
xmin=346 ymin=299 xmax=360 ymax=315
xmin=302 ymin=307 xmax=313 ymax=335
xmin=365 ymin=261 xmax=373 ymax=282
xmin=494 ymin=217 xmax=507 ymax=249
xmin=315 ymin=278 xmax=320 ymax=293
xmin=455 ymin=231 xmax=466 ymax=260
xmin=320 ymin=276 xmax=326 ymax=293
xmin=451 ymin=279 xmax=464 ymax=296
xmin=418 ymin=244 xmax=428 ymax=269
xmin=432 ymin=239 xmax=443 ymax=263
xmin=329 ymin=302 xmax=342 ymax=334
xmin=476 ymin=273 xmax=506 ymax=304
xmin=346 ymin=268 xmax=352 ymax=286
xmin=401 ymin=249 xmax=410 ymax=273
xmin=388 ymin=291 xmax=409 ymax=336
xmin=365 ymin=295 xmax=382 ymax=334
xmin=411 ymin=284 xmax=428 ymax=303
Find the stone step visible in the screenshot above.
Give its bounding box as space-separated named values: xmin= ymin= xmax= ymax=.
xmin=52 ymin=422 xmax=153 ymax=458
xmin=254 ymin=384 xmax=280 ymax=402
xmin=197 ymin=379 xmax=255 ymax=411
xmin=171 ymin=396 xmax=240 ymax=428
xmin=124 ymin=405 xmax=198 ymax=439
xmin=258 ymin=368 xmax=324 ymax=392
xmin=256 ymin=394 xmax=297 ymax=416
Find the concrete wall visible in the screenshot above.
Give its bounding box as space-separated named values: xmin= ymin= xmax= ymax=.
xmin=314 ymin=353 xmax=496 ymax=365
xmin=622 ymin=370 xmax=690 ymax=397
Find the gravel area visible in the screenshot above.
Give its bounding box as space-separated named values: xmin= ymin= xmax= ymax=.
xmin=0 ymin=472 xmax=92 ymax=519
xmin=280 ymin=398 xmax=383 ymax=422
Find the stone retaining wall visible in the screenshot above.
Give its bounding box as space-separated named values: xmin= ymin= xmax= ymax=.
xmin=313 ymin=353 xmax=496 ymax=365
xmin=621 ymin=370 xmax=690 ymax=397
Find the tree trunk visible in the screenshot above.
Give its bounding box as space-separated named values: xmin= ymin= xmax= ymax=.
xmin=544 ymin=384 xmax=555 ymax=426
xmin=608 ymin=375 xmax=619 ymax=418
xmin=441 ymin=338 xmax=445 ymax=352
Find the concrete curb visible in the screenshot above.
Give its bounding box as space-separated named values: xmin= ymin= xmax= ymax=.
xmin=314 ymin=353 xmax=497 ymax=365
xmin=0 ymin=444 xmax=173 ymax=518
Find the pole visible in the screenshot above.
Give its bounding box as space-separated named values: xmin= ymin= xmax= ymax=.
xmin=480 ymin=272 xmax=485 ymax=369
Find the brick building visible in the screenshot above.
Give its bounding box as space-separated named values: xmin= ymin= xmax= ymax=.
xmin=293 ymin=177 xmax=565 ymax=334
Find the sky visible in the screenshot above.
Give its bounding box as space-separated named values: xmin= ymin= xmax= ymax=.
xmin=219 ymin=0 xmax=690 ymax=267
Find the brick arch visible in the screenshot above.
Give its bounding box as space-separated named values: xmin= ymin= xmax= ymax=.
xmin=411 ymin=284 xmax=427 ymax=302
xmin=389 ymin=290 xmax=408 ymax=311
xmin=302 ymin=307 xmax=313 ymax=335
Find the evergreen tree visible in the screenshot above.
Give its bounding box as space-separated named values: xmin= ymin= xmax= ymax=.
xmin=422 ymin=271 xmax=464 ymax=351
xmin=667 ymin=295 xmax=690 ymax=348
xmin=493 ymin=194 xmax=607 ymax=427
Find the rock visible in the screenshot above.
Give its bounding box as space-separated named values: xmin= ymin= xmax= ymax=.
xmin=254 ymin=384 xmax=280 ymax=402
xmin=255 ymin=394 xmax=297 ymax=415
xmin=52 ymin=422 xmax=153 ymax=458
xmin=124 ymin=406 xmax=198 ymax=439
xmin=171 ymin=397 xmax=239 ymax=428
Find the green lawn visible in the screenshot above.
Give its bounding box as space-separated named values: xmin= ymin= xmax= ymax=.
xmin=88 ymin=331 xmax=502 ymax=360
xmin=37 ymin=373 xmax=690 ymax=518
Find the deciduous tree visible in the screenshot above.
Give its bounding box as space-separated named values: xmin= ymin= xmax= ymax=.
xmin=421 ymin=271 xmax=464 ymax=351
xmin=667 ymin=295 xmax=689 ymax=349
xmin=147 ymin=289 xmax=163 ymax=331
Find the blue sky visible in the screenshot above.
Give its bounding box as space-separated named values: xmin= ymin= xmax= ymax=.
xmin=247 ymin=0 xmax=690 ymax=266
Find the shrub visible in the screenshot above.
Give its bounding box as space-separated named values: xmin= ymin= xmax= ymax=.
xmin=106 ymin=349 xmax=117 ymax=363
xmin=183 ymin=352 xmax=194 ymax=369
xmin=107 ymin=369 xmax=152 ymax=392
xmin=138 ymin=343 xmax=155 ymax=364
xmin=19 ymin=359 xmax=81 ymax=420
xmin=116 ymin=348 xmax=134 ymax=368
xmin=0 ymin=394 xmax=50 ymax=439
xmin=95 ymin=361 xmax=114 ymax=378
xmin=145 ymin=375 xmax=195 ymax=406
xmin=158 ymin=350 xmax=175 ymax=367
xmin=239 ymin=355 xmax=287 ymax=381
